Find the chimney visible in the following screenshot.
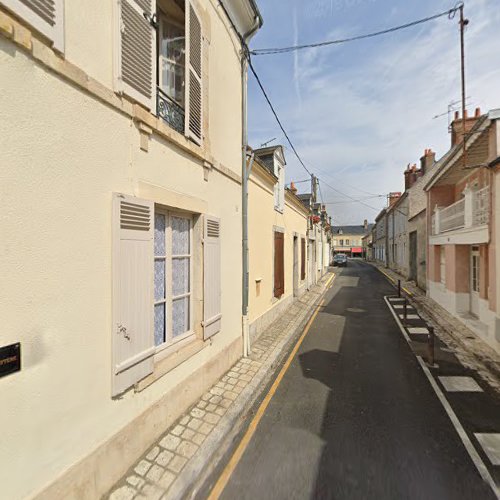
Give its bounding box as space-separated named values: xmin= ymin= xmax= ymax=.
xmin=420 ymin=148 xmax=435 ymax=175
xmin=290 ymin=181 xmax=297 ymax=195
xmin=388 ymin=192 xmax=401 ymax=207
xmin=404 ymin=164 xmax=412 ymax=190
xmin=451 ymin=107 xmax=482 ymax=147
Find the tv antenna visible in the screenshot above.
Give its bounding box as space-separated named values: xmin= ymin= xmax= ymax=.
xmin=260 ymin=137 xmax=277 ymax=148
xmin=432 ymin=97 xmax=471 ymax=132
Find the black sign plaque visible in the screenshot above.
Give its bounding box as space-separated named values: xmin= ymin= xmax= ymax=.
xmin=0 ymin=343 xmax=21 ymax=378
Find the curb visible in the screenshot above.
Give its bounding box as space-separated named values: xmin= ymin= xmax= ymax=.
xmin=168 ymin=273 xmax=334 ymax=499
xmin=370 ymin=262 xmax=500 ymax=387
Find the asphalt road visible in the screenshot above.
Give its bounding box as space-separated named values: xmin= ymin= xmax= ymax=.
xmin=210 ymin=261 xmax=496 ymax=500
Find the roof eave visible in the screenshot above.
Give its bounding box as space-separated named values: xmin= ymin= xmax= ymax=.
xmin=220 ymin=0 xmax=263 ymax=42
xmin=424 ymin=115 xmax=490 ymax=191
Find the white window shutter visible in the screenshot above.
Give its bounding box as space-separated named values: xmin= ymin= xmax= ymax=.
xmin=185 ymin=1 xmax=203 ymax=144
xmin=2 ymin=0 xmax=64 ymax=51
xmin=118 ymin=0 xmax=156 ymax=111
xmin=203 ymin=216 xmax=221 ymax=339
xmin=112 ymin=193 xmax=155 ymax=396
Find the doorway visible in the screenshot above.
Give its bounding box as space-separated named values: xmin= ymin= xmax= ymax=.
xmin=409 ymin=231 xmax=417 ymax=282
xmin=293 ymin=235 xmax=299 ymax=297
xmin=470 ymin=246 xmax=480 ymax=316
xmin=308 ymin=240 xmax=315 ymax=288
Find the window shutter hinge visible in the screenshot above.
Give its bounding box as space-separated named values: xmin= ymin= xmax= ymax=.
xmin=143 ymin=12 xmax=158 ymax=30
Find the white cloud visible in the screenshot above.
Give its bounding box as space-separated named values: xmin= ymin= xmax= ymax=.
xmin=249 ymin=0 xmax=500 ymax=224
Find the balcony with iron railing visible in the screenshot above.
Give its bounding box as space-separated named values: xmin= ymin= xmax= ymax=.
xmin=431 ymin=186 xmax=489 ymax=243
xmin=157 ymin=87 xmax=185 ymax=135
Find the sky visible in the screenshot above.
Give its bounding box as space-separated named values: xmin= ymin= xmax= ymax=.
xmin=246 ymin=0 xmax=500 ymax=226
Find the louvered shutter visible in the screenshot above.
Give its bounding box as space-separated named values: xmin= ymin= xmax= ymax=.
xmin=274 ymin=232 xmax=285 ymax=298
xmin=203 ymin=216 xmax=221 ymax=339
xmin=185 ymin=1 xmax=203 ymax=144
xmin=118 ymin=0 xmax=156 ymax=111
xmin=112 ymin=193 xmax=155 ymax=396
xmin=2 ymin=0 xmax=64 ymax=51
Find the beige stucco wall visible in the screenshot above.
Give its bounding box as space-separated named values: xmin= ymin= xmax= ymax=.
xmin=248 ymin=166 xmax=308 ymax=330
xmin=0 ymin=1 xmax=245 ymax=497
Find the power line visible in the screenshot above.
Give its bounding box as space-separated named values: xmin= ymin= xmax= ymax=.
xmin=320 ymin=178 xmax=384 ymax=213
xmin=248 ymin=59 xmax=313 ymax=178
xmin=251 ymin=4 xmax=462 ymax=56
xmin=247 ymin=6 xmax=463 ymax=211
xmin=323 ymin=195 xmax=386 ymax=205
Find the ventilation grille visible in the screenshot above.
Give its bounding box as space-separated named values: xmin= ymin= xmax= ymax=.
xmin=121 ymin=0 xmax=152 ymax=99
xmin=20 ymin=0 xmax=56 ymax=26
xmin=207 ymin=219 xmax=220 ymax=238
xmin=189 ymin=5 xmax=202 ymax=77
xmin=120 ymin=201 xmax=151 ymax=231
xmin=189 ymin=72 xmax=202 ymax=140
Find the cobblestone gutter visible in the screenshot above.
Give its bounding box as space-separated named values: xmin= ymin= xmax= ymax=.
xmin=370 ymin=262 xmax=500 ymax=394
xmin=107 ymin=272 xmax=334 ymax=500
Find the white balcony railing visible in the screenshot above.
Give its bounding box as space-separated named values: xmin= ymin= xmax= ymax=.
xmin=433 ymin=186 xmax=489 ymax=235
xmin=473 ymin=186 xmax=489 ymax=226
xmin=440 ymin=198 xmax=465 ymax=232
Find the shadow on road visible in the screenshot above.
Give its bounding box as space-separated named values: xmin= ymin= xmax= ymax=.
xmin=297 ymin=261 xmax=496 ymax=500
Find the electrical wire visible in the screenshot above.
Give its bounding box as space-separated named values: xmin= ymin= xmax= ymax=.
xmin=247 ymin=6 xmax=463 ymax=213
xmin=323 ymin=195 xmax=386 ymax=205
xmin=319 ymin=178 xmax=384 ymax=212
xmin=248 ymin=59 xmax=313 ymax=178
xmin=251 ymin=4 xmax=462 ymax=55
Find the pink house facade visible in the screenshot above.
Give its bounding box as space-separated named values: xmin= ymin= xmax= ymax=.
xmin=425 ymin=108 xmax=500 ymax=354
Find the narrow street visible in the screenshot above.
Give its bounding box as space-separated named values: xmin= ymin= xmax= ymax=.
xmin=207 ymin=261 xmax=497 ymax=500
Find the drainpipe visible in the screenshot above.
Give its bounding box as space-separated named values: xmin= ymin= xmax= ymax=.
xmin=216 ymin=2 xmax=262 ymax=357
xmin=240 ymin=12 xmax=262 ymax=357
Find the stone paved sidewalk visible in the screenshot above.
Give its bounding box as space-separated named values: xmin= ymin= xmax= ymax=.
xmin=107 ymin=273 xmax=333 ymax=500
xmin=370 ymin=261 xmax=500 ymax=393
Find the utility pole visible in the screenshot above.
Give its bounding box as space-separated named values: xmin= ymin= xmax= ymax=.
xmin=311 ymin=175 xmax=318 ymax=204
xmin=459 ymin=4 xmax=469 ymax=171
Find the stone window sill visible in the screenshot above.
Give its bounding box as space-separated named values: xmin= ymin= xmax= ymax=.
xmin=135 ymin=337 xmax=209 ymax=392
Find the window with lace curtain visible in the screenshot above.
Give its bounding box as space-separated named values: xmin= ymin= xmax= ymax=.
xmin=154 ymin=208 xmax=193 ymax=349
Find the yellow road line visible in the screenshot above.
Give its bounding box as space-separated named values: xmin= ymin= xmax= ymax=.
xmin=326 ymin=272 xmax=336 ymax=289
xmin=377 ymin=268 xmax=413 ymax=297
xmin=207 ymin=299 xmax=326 ymax=500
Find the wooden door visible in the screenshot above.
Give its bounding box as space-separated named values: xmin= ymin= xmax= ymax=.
xmin=274 ymin=232 xmax=285 ymax=298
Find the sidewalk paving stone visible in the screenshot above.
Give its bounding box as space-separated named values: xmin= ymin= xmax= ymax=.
xmin=106 ymin=273 xmax=332 ymax=499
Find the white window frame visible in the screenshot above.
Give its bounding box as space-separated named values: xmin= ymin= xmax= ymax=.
xmin=158 ymin=9 xmax=186 ymax=109
xmin=154 ymin=207 xmax=194 ymax=356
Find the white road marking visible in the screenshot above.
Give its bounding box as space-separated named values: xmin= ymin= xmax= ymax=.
xmin=399 ymin=314 xmax=419 ymax=320
xmin=439 ymin=376 xmax=483 ymax=393
xmin=408 ymin=327 xmax=429 ymax=335
xmin=475 ymin=434 xmax=500 ymax=466
xmin=384 ymin=295 xmax=499 ymax=498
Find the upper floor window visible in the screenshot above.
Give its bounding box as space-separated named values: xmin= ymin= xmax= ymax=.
xmin=158 ymin=11 xmax=185 ymax=110
xmin=117 ymin=0 xmax=203 ymax=144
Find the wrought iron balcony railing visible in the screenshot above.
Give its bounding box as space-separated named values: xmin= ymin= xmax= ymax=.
xmin=157 ymin=87 xmax=185 ymax=135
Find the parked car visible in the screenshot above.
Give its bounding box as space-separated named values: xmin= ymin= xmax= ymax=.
xmin=333 ymin=254 xmax=348 ymax=267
